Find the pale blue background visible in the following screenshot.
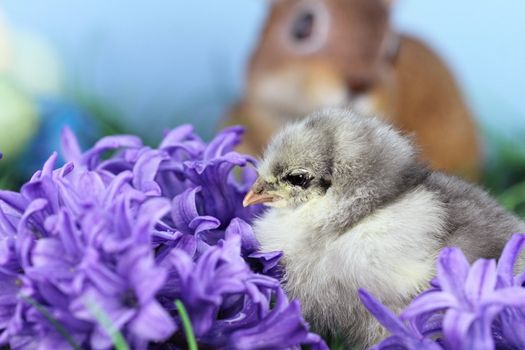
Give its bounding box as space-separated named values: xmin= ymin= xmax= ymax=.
xmin=3 ymin=0 xmax=525 ymax=140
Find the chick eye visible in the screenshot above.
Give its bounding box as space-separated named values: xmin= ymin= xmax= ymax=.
xmin=291 ymin=11 xmax=315 ymax=42
xmin=284 ymin=172 xmax=311 ymax=188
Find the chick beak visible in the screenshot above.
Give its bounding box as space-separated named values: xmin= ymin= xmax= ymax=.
xmin=243 ymin=178 xmax=280 ymax=207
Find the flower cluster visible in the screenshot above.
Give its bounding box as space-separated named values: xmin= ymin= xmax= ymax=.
xmin=0 ymin=125 xmax=327 ymax=349
xmin=360 ymin=234 xmax=525 ymax=350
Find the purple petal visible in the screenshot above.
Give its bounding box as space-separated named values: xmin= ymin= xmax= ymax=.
xmin=464 ymin=259 xmax=497 ymax=304
xmin=0 ymin=207 xmax=16 ymax=236
xmin=465 ymin=317 xmax=496 ymax=350
xmin=226 ymin=218 xmax=259 ymax=254
xmin=58 ymin=162 xmax=75 ymax=178
xmin=175 ymin=234 xmax=197 ymax=256
xmin=24 ymin=177 xmax=59 ymax=212
xmin=41 ymin=152 xmax=58 ymax=177
xmin=499 ymin=307 xmax=525 ymax=348
xmin=483 ymin=287 xmax=525 ymax=307
xmin=101 ymin=171 xmax=134 ymax=206
xmin=55 ymin=210 xmax=82 ymax=257
xmin=127 ymin=255 xmax=167 ymax=302
xmin=29 ymin=239 xmax=68 ymax=273
xmin=437 ymin=248 xmax=470 ymax=297
xmin=85 ymin=261 xmax=127 ymax=296
xmin=60 ymin=126 xmax=83 ymax=163
xmin=37 ymin=281 xmax=70 ymax=309
xmin=402 ymin=291 xmax=457 ymax=320
xmin=303 ymin=333 xmax=330 ymax=350
xmin=129 ymin=301 xmax=176 ymax=341
xmin=132 ymin=198 xmax=171 ymax=243
xmin=0 ymin=238 xmax=16 ymax=266
xmin=203 ymin=126 xmax=244 ymax=160
xmin=442 ymin=310 xmax=476 ymax=350
xmin=17 ymin=198 xmax=49 ymax=237
xmin=168 ymin=249 xmax=195 ymax=281
xmin=189 ymin=216 xmax=221 ymax=234
xmin=409 ymin=312 xmax=443 ymax=338
xmin=132 ymin=150 xmax=166 ymax=195
xmin=0 ymin=273 xmax=19 ymax=305
xmin=358 ymin=289 xmax=411 ymax=337
xmin=82 ymin=135 xmax=143 ymax=169
xmin=248 ymin=251 xmax=283 ymax=276
xmin=229 ymin=299 xmax=313 ymax=350
xmin=0 ymin=191 xmax=28 ymax=213
xmin=159 ymin=125 xmax=194 ymax=148
xmin=497 ymin=234 xmax=525 ymax=287
xmin=171 ymin=187 xmax=201 ymax=233
xmin=77 ymin=172 xmax=106 ymax=199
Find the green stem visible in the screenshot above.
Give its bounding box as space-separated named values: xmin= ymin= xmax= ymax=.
xmin=84 ymin=299 xmax=130 ymax=350
xmin=175 ymin=299 xmax=198 ymax=350
xmin=20 ymin=295 xmax=82 ymax=350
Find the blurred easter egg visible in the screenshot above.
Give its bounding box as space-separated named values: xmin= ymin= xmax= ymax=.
xmin=11 ymin=31 xmax=64 ymax=97
xmin=0 ymin=9 xmax=10 ymax=72
xmin=0 ymin=79 xmax=39 ymax=160
xmin=17 ymin=98 xmax=100 ymax=178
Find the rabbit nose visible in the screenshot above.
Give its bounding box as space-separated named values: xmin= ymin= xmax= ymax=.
xmin=346 ymin=76 xmax=373 ymax=95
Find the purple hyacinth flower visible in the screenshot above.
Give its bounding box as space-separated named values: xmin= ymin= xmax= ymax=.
xmin=225 ymin=218 xmax=283 ymax=278
xmin=71 ymin=245 xmax=176 ymax=349
xmin=229 ymin=287 xmax=328 ymax=350
xmin=182 ymin=127 xmax=260 ymax=224
xmin=167 ymin=233 xmax=252 ymax=337
xmin=1 ymin=125 xmax=327 ymax=349
xmin=495 ymin=234 xmax=525 ymax=349
xmin=402 ymin=247 xmax=525 ymax=350
xmin=358 ymin=289 xmax=443 ymax=350
xmin=170 ymin=187 xmax=221 ymax=237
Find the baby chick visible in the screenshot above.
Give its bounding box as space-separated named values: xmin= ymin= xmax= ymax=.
xmin=243 ymin=108 xmax=525 ymax=349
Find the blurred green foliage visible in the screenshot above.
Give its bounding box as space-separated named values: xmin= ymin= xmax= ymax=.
xmin=498 ymin=181 xmax=525 ymax=218
xmin=482 ymin=132 xmax=525 ymax=218
xmin=0 ymin=161 xmax=21 ymax=191
xmin=327 ymin=335 xmax=348 ymax=350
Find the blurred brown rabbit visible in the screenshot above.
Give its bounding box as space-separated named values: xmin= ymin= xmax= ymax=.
xmin=225 ymin=0 xmax=480 ymax=180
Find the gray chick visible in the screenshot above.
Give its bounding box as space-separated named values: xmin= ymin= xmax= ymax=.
xmin=242 ymin=108 xmax=525 ymax=349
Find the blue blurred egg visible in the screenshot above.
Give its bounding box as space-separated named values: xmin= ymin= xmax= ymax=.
xmin=17 ymin=98 xmax=100 ymax=178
